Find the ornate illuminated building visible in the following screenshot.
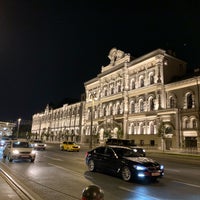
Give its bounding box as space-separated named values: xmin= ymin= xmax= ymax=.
xmin=31 ymin=48 xmax=200 ymax=151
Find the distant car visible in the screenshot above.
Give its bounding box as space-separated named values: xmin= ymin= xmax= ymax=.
xmin=3 ymin=139 xmax=36 ymax=162
xmin=31 ymin=140 xmax=46 ymax=150
xmin=106 ymin=138 xmax=146 ymax=157
xmin=0 ymin=136 xmax=11 ymax=147
xmin=60 ymin=141 xmax=80 ymax=152
xmin=85 ymin=145 xmax=164 ymax=182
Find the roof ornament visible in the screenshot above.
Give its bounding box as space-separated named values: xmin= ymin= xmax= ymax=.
xmin=108 ymin=48 xmax=125 ymax=65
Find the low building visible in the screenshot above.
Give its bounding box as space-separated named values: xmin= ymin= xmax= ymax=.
xmin=0 ymin=121 xmax=16 ymax=138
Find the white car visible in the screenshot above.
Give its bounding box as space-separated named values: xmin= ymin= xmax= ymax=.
xmin=31 ymin=139 xmax=46 ymax=150
xmin=3 ymin=139 xmax=36 ymax=162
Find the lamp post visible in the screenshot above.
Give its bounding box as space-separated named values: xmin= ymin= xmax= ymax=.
xmin=89 ymin=92 xmax=97 ymax=149
xmin=17 ymin=118 xmax=21 ymax=138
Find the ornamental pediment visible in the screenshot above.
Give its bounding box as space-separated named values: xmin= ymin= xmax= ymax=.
xmin=101 ymin=48 xmax=131 ymax=73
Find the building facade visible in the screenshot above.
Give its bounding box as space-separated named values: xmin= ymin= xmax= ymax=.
xmin=31 ymin=48 xmax=200 ymax=152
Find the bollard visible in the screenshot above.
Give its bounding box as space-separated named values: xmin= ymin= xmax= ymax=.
xmin=81 ymin=185 xmax=104 ymax=200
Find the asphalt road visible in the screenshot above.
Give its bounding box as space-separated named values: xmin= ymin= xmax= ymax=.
xmin=0 ymin=143 xmax=200 ymax=200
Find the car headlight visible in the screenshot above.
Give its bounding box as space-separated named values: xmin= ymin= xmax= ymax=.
xmin=35 ymin=144 xmax=38 ymax=147
xmin=44 ymin=144 xmax=47 ymax=147
xmin=13 ymin=149 xmax=19 ymax=155
xmin=133 ymin=149 xmax=137 ymax=152
xmin=31 ymin=150 xmax=36 ymax=154
xmin=160 ymin=165 xmax=164 ymax=170
xmin=134 ymin=165 xmax=147 ymax=170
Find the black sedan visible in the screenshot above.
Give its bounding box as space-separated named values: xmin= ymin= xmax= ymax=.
xmin=85 ymin=145 xmax=164 ymax=182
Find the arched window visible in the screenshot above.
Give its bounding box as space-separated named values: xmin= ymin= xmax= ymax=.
xmin=117 ymin=104 xmax=120 ymax=114
xmin=149 ymin=74 xmax=154 ymax=84
xmin=109 ymin=106 xmax=113 ymax=115
xmin=150 ymin=123 xmax=154 ymax=134
xmin=139 ymin=100 xmax=144 ymax=112
xmin=117 ymin=84 xmax=121 ymax=92
xmin=140 ymin=77 xmax=144 ymax=87
xmin=131 ymin=80 xmax=135 ymax=89
xmin=131 ymin=102 xmax=135 ymax=114
xmin=169 ymin=96 xmax=175 ymax=108
xmin=149 ymin=98 xmax=154 ymax=111
xmin=111 ymin=87 xmax=114 ymax=95
xmin=187 ymin=93 xmax=193 ymax=109
xmin=185 ymin=120 xmax=189 ymax=128
xmin=192 ymin=119 xmax=197 ymax=129
xmin=103 ymin=107 xmax=106 ymax=116
xmin=139 ymin=123 xmax=144 ymax=134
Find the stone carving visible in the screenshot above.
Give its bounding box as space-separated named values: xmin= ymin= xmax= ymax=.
xmin=108 ymin=48 xmax=125 ymax=65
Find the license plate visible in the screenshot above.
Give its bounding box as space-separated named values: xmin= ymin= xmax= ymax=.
xmin=152 ymin=172 xmax=160 ymax=176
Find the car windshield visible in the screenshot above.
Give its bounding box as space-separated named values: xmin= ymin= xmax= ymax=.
xmin=114 ymin=148 xmax=139 ymax=157
xmin=34 ymin=140 xmax=43 ymax=143
xmin=122 ymin=140 xmax=135 ymax=146
xmin=68 ymin=142 xmax=75 ymax=145
xmin=13 ymin=141 xmax=29 ymax=148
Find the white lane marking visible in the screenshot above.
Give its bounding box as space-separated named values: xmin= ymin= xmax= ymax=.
xmin=165 ymin=168 xmax=180 ymax=173
xmin=48 ymin=163 xmax=93 ymax=180
xmin=173 ymin=181 xmax=200 ymax=188
xmin=45 ymin=156 xmax=63 ymax=161
xmin=118 ymin=186 xmax=160 ymax=200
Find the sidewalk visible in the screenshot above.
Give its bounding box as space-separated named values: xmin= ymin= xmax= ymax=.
xmin=0 ymin=171 xmax=21 ymax=200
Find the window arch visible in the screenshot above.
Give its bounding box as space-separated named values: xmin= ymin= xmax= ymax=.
xmin=148 ymin=97 xmax=154 ymax=111
xmin=139 ymin=76 xmax=144 ymax=87
xmin=150 ymin=122 xmax=154 ymax=134
xmin=109 ymin=105 xmax=113 ymax=115
xmin=149 ymin=72 xmax=154 ymax=85
xmin=104 ymin=89 xmax=108 ymax=96
xmin=130 ymin=101 xmax=135 ymax=114
xmin=130 ymin=79 xmax=135 ymax=90
xmin=139 ymin=122 xmax=144 ymax=134
xmin=184 ymin=92 xmax=194 ymax=109
xmin=169 ymin=96 xmax=176 ymax=108
xmin=130 ymin=123 xmax=134 ymax=134
xmin=110 ymin=87 xmax=114 ymax=95
xmin=139 ymin=99 xmax=144 ymax=112
xmin=103 ymin=106 xmax=106 ymax=116
xmin=192 ymin=119 xmax=197 ymax=129
xmin=116 ymin=104 xmax=120 ymax=115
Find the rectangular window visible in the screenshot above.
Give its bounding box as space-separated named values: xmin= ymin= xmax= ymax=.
xmin=150 ymin=140 xmax=155 ymax=146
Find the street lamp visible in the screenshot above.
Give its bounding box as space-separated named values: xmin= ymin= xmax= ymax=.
xmin=17 ymin=118 xmax=21 ymax=138
xmin=89 ymin=92 xmax=97 ymax=149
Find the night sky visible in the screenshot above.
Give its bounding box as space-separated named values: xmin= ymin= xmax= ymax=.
xmin=0 ymin=0 xmax=200 ymax=121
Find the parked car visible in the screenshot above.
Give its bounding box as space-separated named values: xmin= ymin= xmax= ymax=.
xmin=3 ymin=139 xmax=36 ymax=162
xmin=85 ymin=145 xmax=164 ymax=182
xmin=60 ymin=141 xmax=80 ymax=152
xmin=31 ymin=139 xmax=46 ymax=150
xmin=106 ymin=138 xmax=146 ymax=156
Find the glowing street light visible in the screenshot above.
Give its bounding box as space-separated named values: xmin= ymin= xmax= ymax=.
xmin=17 ymin=118 xmax=21 ymax=138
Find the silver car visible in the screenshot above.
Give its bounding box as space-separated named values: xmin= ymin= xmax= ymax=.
xmin=3 ymin=139 xmax=36 ymax=162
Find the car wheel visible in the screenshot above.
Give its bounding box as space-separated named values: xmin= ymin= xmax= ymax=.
xmin=121 ymin=166 xmax=132 ymax=181
xmin=60 ymin=147 xmax=64 ymax=151
xmin=8 ymin=154 xmax=13 ymax=162
xmin=31 ymin=159 xmax=35 ymax=162
xmin=88 ymin=159 xmax=96 ymax=172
